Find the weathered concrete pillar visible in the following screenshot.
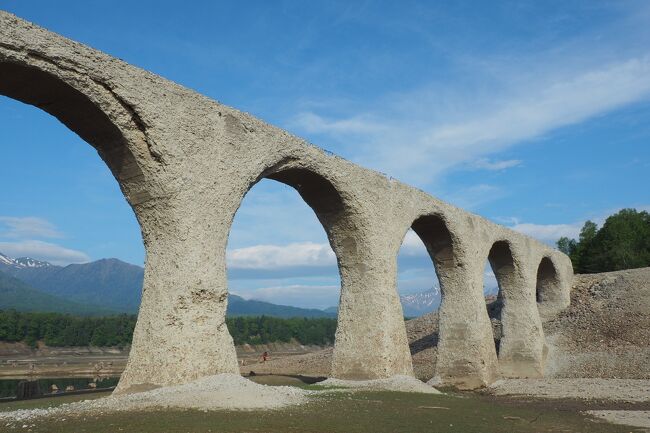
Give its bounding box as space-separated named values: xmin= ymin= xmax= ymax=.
xmin=434 ymin=252 xmax=499 ymax=389
xmin=331 ymin=235 xmax=414 ymax=379
xmin=491 ymin=244 xmax=546 ymax=378
xmin=116 ymin=198 xmax=238 ymax=393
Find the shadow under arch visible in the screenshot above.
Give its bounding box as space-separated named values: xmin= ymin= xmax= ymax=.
xmin=264 ymin=167 xmax=346 ymax=236
xmin=0 ymin=61 xmax=144 ymax=195
xmin=411 ymin=214 xmax=455 ymax=282
xmin=536 ymin=256 xmax=563 ymax=316
xmin=485 ymin=240 xmax=517 ymax=356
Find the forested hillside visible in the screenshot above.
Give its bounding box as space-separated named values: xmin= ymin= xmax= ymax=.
xmin=0 ymin=271 xmax=116 ymax=316
xmin=558 ymin=208 xmax=650 ymax=273
xmin=0 ymin=310 xmax=136 ymax=347
xmin=0 ymin=310 xmax=337 ymax=347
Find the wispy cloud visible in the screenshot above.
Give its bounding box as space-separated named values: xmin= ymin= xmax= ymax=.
xmin=0 ymin=216 xmax=63 ymax=239
xmin=0 ymin=216 xmax=91 ymax=265
xmin=227 ymin=241 xmax=336 ymax=270
xmin=510 ymin=222 xmax=582 ymax=244
xmin=509 ymin=204 xmax=650 ymax=245
xmin=290 ymin=112 xmax=388 ymax=136
xmin=443 ymin=184 xmax=507 ymax=210
xmin=289 ymin=54 xmax=650 ymax=186
xmin=0 ymin=240 xmax=90 ymax=266
xmin=469 ymin=158 xmax=522 ymax=171
xmin=234 ymin=284 xmax=340 ymax=310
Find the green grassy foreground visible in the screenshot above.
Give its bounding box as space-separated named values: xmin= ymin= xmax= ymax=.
xmin=0 ymin=386 xmax=628 ymax=433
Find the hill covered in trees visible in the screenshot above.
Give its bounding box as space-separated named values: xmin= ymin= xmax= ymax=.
xmin=0 ymin=310 xmax=337 ymax=348
xmin=0 ymin=270 xmax=117 ymax=316
xmin=1 ymin=253 xmax=335 ymax=318
xmin=557 ymin=208 xmax=650 ymax=273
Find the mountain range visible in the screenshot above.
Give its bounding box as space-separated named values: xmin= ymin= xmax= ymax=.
xmin=0 ymin=252 xmax=337 ymax=318
xmin=400 ymin=288 xmax=441 ymax=317
xmin=0 ymin=252 xmax=440 ymax=318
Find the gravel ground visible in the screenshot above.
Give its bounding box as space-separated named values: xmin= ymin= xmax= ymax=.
xmin=319 ymin=375 xmax=441 ymax=394
xmin=488 ymin=378 xmax=650 ymax=402
xmin=587 ymin=410 xmax=650 ymax=429
xmin=0 ymin=374 xmax=311 ymax=423
xmin=544 ymin=267 xmax=650 ymax=379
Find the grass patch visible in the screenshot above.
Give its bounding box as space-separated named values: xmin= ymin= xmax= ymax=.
xmin=0 ymin=392 xmax=110 ymax=412
xmin=0 ymin=388 xmax=630 ymax=433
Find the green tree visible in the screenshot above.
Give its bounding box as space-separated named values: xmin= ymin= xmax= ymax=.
xmin=556 ymin=209 xmax=650 ymax=273
xmin=557 ymin=237 xmax=576 ymax=256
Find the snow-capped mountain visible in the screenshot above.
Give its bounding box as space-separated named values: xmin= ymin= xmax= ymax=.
xmin=14 ymin=257 xmax=53 ymax=268
xmin=400 ymin=287 xmax=441 ymax=317
xmin=0 ymin=252 xmax=52 ymax=270
xmin=0 ymin=252 xmax=14 ymax=267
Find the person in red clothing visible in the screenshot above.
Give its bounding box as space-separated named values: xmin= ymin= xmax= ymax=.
xmin=261 ymin=351 xmax=270 ymax=362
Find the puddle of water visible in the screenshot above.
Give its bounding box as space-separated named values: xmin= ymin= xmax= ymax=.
xmin=0 ymin=376 xmax=119 ymax=399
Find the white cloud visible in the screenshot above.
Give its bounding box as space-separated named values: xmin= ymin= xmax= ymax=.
xmin=511 ymin=222 xmax=582 ymax=244
xmin=0 ymin=216 xmax=63 ymax=239
xmin=290 ymin=112 xmax=388 ymax=136
xmin=227 ymin=241 xmax=336 ymax=270
xmin=0 ymin=240 xmax=90 ymax=265
xmin=444 ymin=184 xmax=506 ymax=210
xmin=399 ymin=230 xmax=428 ymax=257
xmin=290 ymin=55 xmax=650 ymax=186
xmin=235 ymin=284 xmax=340 ymax=310
xmin=510 ymin=204 xmax=650 ymax=245
xmin=470 ymin=158 xmax=522 ymax=171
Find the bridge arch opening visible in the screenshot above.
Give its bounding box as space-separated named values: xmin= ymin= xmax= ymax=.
xmin=485 ymin=240 xmax=517 ymax=356
xmin=398 ymin=214 xmax=454 ymax=381
xmin=0 ymin=61 xmax=146 ymax=378
xmin=0 ymin=62 xmax=143 ymax=188
xmin=536 ymin=256 xmax=561 ymax=311
xmin=226 ymin=166 xmax=348 ymax=374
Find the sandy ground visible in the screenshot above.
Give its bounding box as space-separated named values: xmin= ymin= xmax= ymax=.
xmin=0 ymin=374 xmax=442 ymax=425
xmin=0 ymin=374 xmax=313 ymax=423
xmin=319 ymin=375 xmax=440 ymax=394
xmin=587 ymin=410 xmax=650 ymax=429
xmin=488 ymin=378 xmax=650 ymax=402
xmin=0 ymin=343 xmax=326 ymax=379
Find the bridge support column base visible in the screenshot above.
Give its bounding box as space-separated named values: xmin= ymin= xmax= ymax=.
xmin=434 ymin=262 xmax=499 ymax=390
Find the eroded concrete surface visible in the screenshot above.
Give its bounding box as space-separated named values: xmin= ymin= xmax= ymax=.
xmin=0 ymin=11 xmax=573 ymax=392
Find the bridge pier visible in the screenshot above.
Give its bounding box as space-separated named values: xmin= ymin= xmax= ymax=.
xmin=332 ymin=237 xmax=413 ymax=379
xmin=116 ymin=203 xmax=239 ymax=393
xmin=490 ymin=244 xmax=546 ymax=378
xmin=434 ymin=256 xmax=499 ymax=389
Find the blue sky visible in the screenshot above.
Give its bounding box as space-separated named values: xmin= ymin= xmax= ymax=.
xmin=1 ymin=1 xmax=649 ymax=309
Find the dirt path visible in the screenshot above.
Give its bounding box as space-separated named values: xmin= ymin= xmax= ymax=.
xmin=587 ymin=410 xmax=650 ymax=429
xmin=488 ymin=378 xmax=650 ymax=403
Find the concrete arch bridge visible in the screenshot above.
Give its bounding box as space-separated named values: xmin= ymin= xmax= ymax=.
xmin=0 ymin=11 xmax=573 ymax=392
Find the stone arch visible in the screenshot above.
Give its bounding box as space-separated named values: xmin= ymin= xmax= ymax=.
xmin=231 ymin=159 xmax=352 ymax=268
xmin=483 ymin=240 xmax=548 ymax=378
xmin=223 ymin=165 xmax=341 ymax=370
xmin=536 ymin=256 xmax=564 ymax=318
xmin=0 ymin=61 xmax=145 ymax=200
xmin=0 ymin=57 xmax=156 ymax=393
xmin=486 ymin=240 xmax=516 ymax=356
xmin=263 ymin=167 xmax=348 ymax=240
xmin=410 ymin=214 xmax=455 ymax=285
xmin=405 ymin=213 xmax=499 ymax=388
xmin=397 ymin=214 xmax=455 ymax=380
